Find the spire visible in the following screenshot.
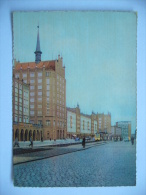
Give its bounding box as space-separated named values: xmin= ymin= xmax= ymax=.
xmin=34 ymin=25 xmax=42 ymax=64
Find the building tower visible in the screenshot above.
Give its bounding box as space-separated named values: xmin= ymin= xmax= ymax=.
xmin=34 ymin=25 xmax=42 ymax=64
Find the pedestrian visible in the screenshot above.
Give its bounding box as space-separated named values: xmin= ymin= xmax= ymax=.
xmin=14 ymin=137 xmax=19 ymax=147
xmin=82 ymin=137 xmax=85 ymax=148
xmin=29 ymin=136 xmax=33 ymax=147
xmin=41 ymin=137 xmax=43 ymax=142
xmin=131 ymin=136 xmax=134 ymax=145
xmin=50 ymin=138 xmax=51 ymax=141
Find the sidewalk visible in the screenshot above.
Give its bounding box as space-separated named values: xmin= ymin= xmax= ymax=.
xmin=13 ymin=139 xmax=82 ymax=149
xmin=13 ymin=141 xmax=106 ymax=165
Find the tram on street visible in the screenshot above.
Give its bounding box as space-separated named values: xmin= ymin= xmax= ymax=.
xmin=94 ymin=133 xmax=101 ymax=141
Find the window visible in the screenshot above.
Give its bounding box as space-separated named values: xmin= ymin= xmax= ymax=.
xmin=23 ymin=73 xmax=27 ymax=78
xmin=83 ymin=120 xmax=85 ymax=130
xmin=30 ymin=92 xmax=34 ymax=96
xmin=38 ymin=120 xmax=42 ymax=124
xmin=38 ymin=105 xmax=42 ymax=108
xmin=15 ymin=96 xmax=18 ymax=102
xmin=24 ymin=91 xmax=27 ymax=97
xmin=23 ymin=79 xmax=27 ymax=84
xmin=70 ymin=116 xmax=72 ymax=128
xmin=47 ymin=97 xmax=49 ymax=102
xmin=30 ymin=111 xmax=34 ymax=115
xmin=30 ymin=120 xmax=34 ymax=124
xmin=46 ymin=91 xmax=49 ymax=97
xmin=46 ymin=120 xmax=51 ymax=126
xmin=88 ymin=121 xmax=89 ymax=130
xmin=38 ymin=79 xmax=42 ymax=83
xmin=30 ymin=105 xmax=34 ymax=109
xmin=23 ymin=118 xmax=26 ymax=123
xmin=47 ymin=85 xmax=50 ymax=90
xmin=38 ymin=85 xmax=42 ymax=90
xmin=26 ymin=118 xmax=29 ymax=123
xmin=30 ymin=98 xmax=34 ymax=102
xmin=38 ymin=91 xmax=42 ymax=96
xmin=46 ymin=78 xmax=50 ymax=84
xmin=38 ymin=111 xmax=42 ymax=115
xmin=15 ymin=115 xmax=18 ymax=122
xmin=15 ymin=74 xmax=19 ymax=78
xmin=19 ymin=89 xmax=22 ymax=95
xmin=30 ymin=86 xmax=34 ymax=90
xmin=38 ymin=72 xmax=42 ymax=77
xmin=19 ymin=98 xmax=22 ymax=103
xmin=19 ymin=106 xmax=22 ymax=111
xmin=30 ymin=79 xmax=34 ymax=84
xmin=38 ymin=97 xmax=42 ymax=101
xmin=19 ymin=84 xmax=22 ymax=89
xmin=30 ymin=72 xmax=34 ymax=77
xmin=15 ymin=88 xmax=18 ymax=93
xmin=46 ymin=72 xmax=50 ymax=77
xmin=53 ymin=120 xmax=55 ymax=127
xmin=15 ymin=105 xmax=18 ymax=110
xmin=19 ymin=117 xmax=22 ymax=122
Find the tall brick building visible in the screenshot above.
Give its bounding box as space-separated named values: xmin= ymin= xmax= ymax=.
xmin=13 ymin=26 xmax=66 ymax=140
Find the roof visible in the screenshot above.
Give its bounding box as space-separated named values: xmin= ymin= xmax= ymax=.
xmin=14 ymin=60 xmax=56 ymax=71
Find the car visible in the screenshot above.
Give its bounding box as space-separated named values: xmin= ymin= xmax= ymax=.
xmin=75 ymin=137 xmax=80 ymax=141
xmin=124 ymin=138 xmax=129 ymax=142
xmin=85 ymin=137 xmax=91 ymax=141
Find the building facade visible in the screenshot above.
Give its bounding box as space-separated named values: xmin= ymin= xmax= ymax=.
xmin=13 ymin=27 xmax=66 ymax=140
xmin=97 ymin=113 xmax=111 ymax=134
xmin=111 ymin=126 xmax=122 ymax=140
xmin=116 ymin=121 xmax=131 ymax=139
xmin=67 ymin=106 xmax=111 ymax=138
xmin=13 ymin=77 xmax=43 ymax=141
xmin=13 ymin=77 xmax=30 ymax=124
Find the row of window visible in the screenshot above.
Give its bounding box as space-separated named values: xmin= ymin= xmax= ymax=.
xmin=57 ymin=106 xmax=65 ymax=112
xmin=15 ymin=73 xmax=65 ymax=83
xmin=14 ymin=115 xmax=29 ymax=123
xmin=15 ymin=88 xmax=22 ymax=94
xmin=57 ymin=112 xmax=65 ymax=118
xmin=30 ymin=111 xmax=42 ymax=115
xmin=15 ymin=82 xmax=22 ymax=89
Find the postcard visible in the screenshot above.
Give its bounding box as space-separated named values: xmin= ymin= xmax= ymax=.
xmin=12 ymin=11 xmax=137 ymax=187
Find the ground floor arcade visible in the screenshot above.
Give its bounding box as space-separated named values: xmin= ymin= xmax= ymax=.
xmin=13 ymin=123 xmax=43 ymax=141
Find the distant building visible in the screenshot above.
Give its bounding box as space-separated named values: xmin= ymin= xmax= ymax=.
xmin=111 ymin=126 xmax=122 ymax=137
xmin=116 ymin=121 xmax=131 ymax=139
xmin=13 ymin=26 xmax=66 ymax=140
xmin=66 ymin=106 xmax=110 ymax=138
xmin=97 ymin=113 xmax=111 ymax=134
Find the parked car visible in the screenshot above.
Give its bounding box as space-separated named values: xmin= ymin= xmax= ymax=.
xmin=85 ymin=137 xmax=90 ymax=141
xmin=75 ymin=137 xmax=80 ymax=141
xmin=124 ymin=137 xmax=129 ymax=142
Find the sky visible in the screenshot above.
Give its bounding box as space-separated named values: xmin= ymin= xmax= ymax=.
xmin=13 ymin=11 xmax=137 ymax=133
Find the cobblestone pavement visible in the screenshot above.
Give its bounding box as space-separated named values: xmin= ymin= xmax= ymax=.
xmin=13 ymin=141 xmax=136 ymax=187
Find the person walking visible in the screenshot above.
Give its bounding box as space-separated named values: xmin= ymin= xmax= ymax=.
xmin=82 ymin=137 xmax=85 ymax=148
xmin=131 ymin=136 xmax=134 ymax=145
xmin=14 ymin=137 xmax=19 ymax=147
xmin=29 ymin=136 xmax=33 ymax=147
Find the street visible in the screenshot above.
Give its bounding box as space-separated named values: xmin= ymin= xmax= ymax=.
xmin=13 ymin=141 xmax=136 ymax=187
